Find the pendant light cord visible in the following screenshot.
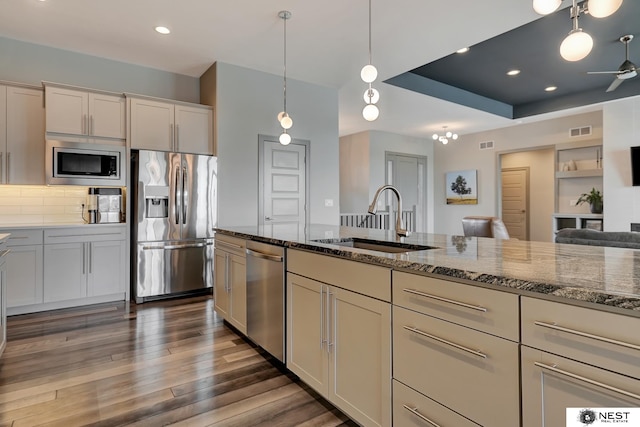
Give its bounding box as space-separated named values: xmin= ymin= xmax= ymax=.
xmin=283 ymin=12 xmax=288 ymax=115
xmin=368 ymin=0 xmax=372 ymax=65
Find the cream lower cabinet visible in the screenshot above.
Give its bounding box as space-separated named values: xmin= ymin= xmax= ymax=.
xmin=43 ymin=227 xmax=126 ymax=304
xmin=0 ymin=240 xmax=7 ymax=357
xmin=213 ymin=235 xmax=246 ymax=333
xmin=0 ymin=229 xmax=44 ymax=308
xmin=521 ymin=296 xmax=640 ymax=426
xmin=287 ymin=269 xmax=391 ymax=427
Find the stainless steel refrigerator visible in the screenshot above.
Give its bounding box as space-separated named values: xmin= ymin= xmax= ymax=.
xmin=131 ymin=150 xmax=217 ymax=303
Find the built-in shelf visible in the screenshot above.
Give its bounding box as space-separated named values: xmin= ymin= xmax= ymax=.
xmin=552 ymin=213 xmax=603 ymax=241
xmin=555 ymin=169 xmax=603 ymax=179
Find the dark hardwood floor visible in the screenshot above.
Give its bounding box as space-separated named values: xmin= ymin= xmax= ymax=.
xmin=0 ymin=296 xmax=356 ymax=427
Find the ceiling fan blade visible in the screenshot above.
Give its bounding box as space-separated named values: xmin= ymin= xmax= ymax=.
xmin=587 ymin=71 xmax=621 ymax=74
xmin=606 ymin=78 xmax=625 ymax=92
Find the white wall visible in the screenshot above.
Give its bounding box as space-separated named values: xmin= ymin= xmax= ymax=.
xmin=0 ymin=36 xmax=199 ymax=102
xmin=210 ymin=62 xmax=340 ymax=227
xmin=339 ymin=130 xmax=435 ymax=232
xmin=602 ymin=97 xmax=640 ymax=231
xmin=433 ymin=111 xmax=603 ymax=237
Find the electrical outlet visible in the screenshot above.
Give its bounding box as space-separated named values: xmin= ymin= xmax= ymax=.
xmin=324 ymin=199 xmax=334 ymax=207
xmin=570 ymin=199 xmax=578 ymax=206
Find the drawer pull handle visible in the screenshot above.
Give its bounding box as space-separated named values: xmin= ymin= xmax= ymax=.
xmin=403 ymin=288 xmax=487 ymax=312
xmin=403 ymin=405 xmax=441 ymax=427
xmin=534 ymin=362 xmax=640 ymax=401
xmin=533 ymin=321 xmax=640 ymax=351
xmin=216 ymin=241 xmax=244 ymax=251
xmin=403 ymin=325 xmax=487 ymax=359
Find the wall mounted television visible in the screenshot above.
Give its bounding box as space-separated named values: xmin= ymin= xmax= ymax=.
xmin=632 ymin=146 xmax=640 ymax=186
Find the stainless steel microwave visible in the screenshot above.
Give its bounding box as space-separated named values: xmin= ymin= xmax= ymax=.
xmin=46 ymin=140 xmax=126 ymax=186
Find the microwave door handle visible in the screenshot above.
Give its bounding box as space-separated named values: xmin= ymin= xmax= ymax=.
xmin=182 ymin=166 xmax=187 ymax=224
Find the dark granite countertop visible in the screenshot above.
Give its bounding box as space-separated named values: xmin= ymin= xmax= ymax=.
xmin=215 ymin=224 xmax=640 ymax=316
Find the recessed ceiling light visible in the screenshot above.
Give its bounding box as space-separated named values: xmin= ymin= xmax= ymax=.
xmin=155 ymin=26 xmax=171 ymax=35
xmin=456 ymin=47 xmax=470 ymax=54
xmin=507 ymin=69 xmax=521 ymax=76
xmin=545 ymin=86 xmax=558 ymax=92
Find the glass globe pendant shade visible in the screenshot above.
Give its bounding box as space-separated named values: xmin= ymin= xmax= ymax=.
xmin=560 ymin=29 xmax=593 ymax=61
xmin=361 ymin=64 xmax=378 ymax=83
xmin=532 ymin=0 xmax=562 ymax=15
xmin=445 ymin=131 xmax=452 ymax=138
xmin=588 ymin=0 xmax=623 ymax=18
xmin=432 ymin=134 xmax=438 ymax=140
xmin=277 ymin=111 xmax=286 ymax=122
xmin=362 ymin=103 xmax=379 ymax=121
xmin=452 ymin=134 xmax=459 ymax=140
xmin=363 ymin=87 xmax=380 ymax=104
xmin=279 ymin=131 xmax=291 ymax=145
xmin=441 ymin=138 xmax=448 ymax=145
xmin=280 ymin=114 xmax=293 ymax=130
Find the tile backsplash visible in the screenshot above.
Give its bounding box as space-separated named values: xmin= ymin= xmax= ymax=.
xmin=0 ymin=185 xmax=91 ymax=225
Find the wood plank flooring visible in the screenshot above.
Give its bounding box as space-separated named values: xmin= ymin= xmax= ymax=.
xmin=0 ymin=296 xmax=357 ymax=427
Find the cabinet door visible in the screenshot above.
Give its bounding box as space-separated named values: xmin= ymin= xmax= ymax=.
xmin=287 ymin=273 xmax=328 ymax=396
xmin=0 ymin=85 xmax=6 ymax=184
xmin=6 ymin=86 xmax=45 ymax=184
xmin=175 ymin=105 xmax=213 ymax=155
xmin=87 ymin=240 xmax=125 ymax=297
xmin=0 ymin=257 xmax=6 ymax=357
xmin=6 ymin=244 xmax=43 ymax=307
xmin=129 ymin=98 xmax=174 ymax=151
xmin=228 ymin=253 xmax=247 ymax=334
xmin=88 ymin=93 xmax=125 ymax=139
xmin=521 ymin=346 xmax=640 ymax=427
xmin=213 ymin=250 xmax=229 ymax=318
xmin=330 ymin=286 xmax=392 ymax=427
xmin=44 ymin=242 xmax=86 ymax=302
xmin=45 ymin=86 xmax=88 ymax=135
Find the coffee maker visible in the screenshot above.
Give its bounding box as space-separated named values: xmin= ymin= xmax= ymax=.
xmin=87 ymin=187 xmax=122 ymax=223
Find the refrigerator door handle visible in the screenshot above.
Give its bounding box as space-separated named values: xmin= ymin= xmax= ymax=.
xmin=182 ymin=166 xmax=187 ymax=224
xmin=174 ymin=166 xmax=180 ymax=225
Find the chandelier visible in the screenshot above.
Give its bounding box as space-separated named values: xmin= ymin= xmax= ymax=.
xmin=532 ymin=0 xmax=624 ymax=62
xmin=432 ymin=126 xmax=458 ymax=145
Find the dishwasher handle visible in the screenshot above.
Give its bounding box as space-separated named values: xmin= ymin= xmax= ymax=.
xmin=246 ymin=248 xmax=283 ymax=262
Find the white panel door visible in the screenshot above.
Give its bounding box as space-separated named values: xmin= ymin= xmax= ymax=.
xmin=502 ymin=168 xmax=529 ymax=240
xmin=386 ymin=153 xmax=427 ymax=232
xmin=262 ymin=140 xmax=306 ymax=227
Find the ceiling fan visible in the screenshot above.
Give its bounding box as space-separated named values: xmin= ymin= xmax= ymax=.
xmin=587 ymin=34 xmax=638 ymax=92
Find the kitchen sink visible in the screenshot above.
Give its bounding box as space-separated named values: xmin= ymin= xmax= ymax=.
xmin=311 ymin=237 xmax=437 ymax=253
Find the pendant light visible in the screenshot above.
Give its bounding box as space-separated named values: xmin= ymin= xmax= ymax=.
xmin=277 ymin=11 xmax=293 ymax=145
xmin=361 ymin=0 xmax=379 ymax=121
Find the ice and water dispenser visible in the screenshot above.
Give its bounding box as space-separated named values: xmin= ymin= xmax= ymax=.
xmin=144 ymin=186 xmax=169 ymax=218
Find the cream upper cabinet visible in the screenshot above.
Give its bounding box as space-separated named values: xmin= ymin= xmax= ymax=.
xmin=129 ymin=96 xmax=213 ymax=154
xmin=174 ymin=105 xmax=213 ymax=155
xmin=0 ymin=85 xmax=45 ymax=184
xmin=45 ymin=85 xmax=125 ymax=140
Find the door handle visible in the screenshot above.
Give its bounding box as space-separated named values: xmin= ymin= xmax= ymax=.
xmin=403 ymin=405 xmax=441 ymax=427
xmin=82 ymin=242 xmax=86 ymax=275
xmin=176 ymin=124 xmax=180 ymax=151
xmin=265 ymin=217 xmax=273 ymax=221
xmin=327 ymin=289 xmax=334 ymax=353
xmin=174 ymin=167 xmax=180 ymax=225
xmin=320 ymin=286 xmax=325 ymax=349
xmin=170 ymin=124 xmax=174 ymax=150
xmin=403 ymin=325 xmax=487 ymax=359
xmin=6 ymin=152 xmax=9 ymax=184
xmin=245 ymin=249 xmax=283 ymax=262
xmin=0 ymin=152 xmax=3 ymax=183
xmin=182 ymin=166 xmax=187 ymax=224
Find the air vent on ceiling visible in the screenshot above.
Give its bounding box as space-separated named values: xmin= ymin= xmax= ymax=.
xmin=479 ymin=141 xmax=494 ymax=150
xmin=569 ymin=126 xmax=592 ymax=137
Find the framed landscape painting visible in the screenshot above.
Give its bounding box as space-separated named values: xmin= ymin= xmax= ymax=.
xmin=446 ymin=169 xmax=478 ymax=205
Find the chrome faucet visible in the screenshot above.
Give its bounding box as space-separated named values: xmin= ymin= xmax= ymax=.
xmin=368 ymin=185 xmax=410 ymax=237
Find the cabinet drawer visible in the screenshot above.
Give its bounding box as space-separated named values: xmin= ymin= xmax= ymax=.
xmin=521 ymin=345 xmax=640 ymax=427
xmin=0 ymin=229 xmax=43 ymax=246
xmin=521 ymin=297 xmax=640 ymax=380
xmin=214 ymin=234 xmax=246 ymax=257
xmin=393 ymin=306 xmax=519 ymax=427
xmin=288 ymin=249 xmax=391 ymax=302
xmin=393 ymin=380 xmax=479 ymax=427
xmin=44 ymin=226 xmax=126 ymax=244
xmin=393 ymin=271 xmax=519 ymax=341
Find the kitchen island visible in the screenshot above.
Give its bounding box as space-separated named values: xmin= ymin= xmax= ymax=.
xmin=214 ymin=224 xmax=640 ymax=427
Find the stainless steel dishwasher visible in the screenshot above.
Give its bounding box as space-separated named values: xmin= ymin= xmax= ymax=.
xmin=245 ymin=240 xmax=285 ymax=362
